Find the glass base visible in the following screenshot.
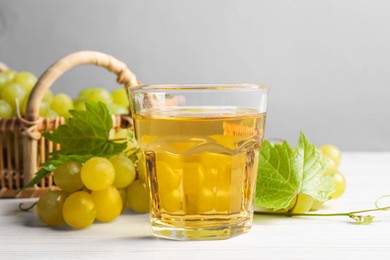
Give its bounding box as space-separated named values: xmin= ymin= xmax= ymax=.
xmin=151 ymin=218 xmax=253 ymax=241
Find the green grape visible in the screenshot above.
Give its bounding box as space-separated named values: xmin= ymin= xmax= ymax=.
xmin=113 ymin=128 xmax=129 ymax=141
xmin=289 ymin=193 xmax=314 ymax=214
xmin=12 ymin=71 xmax=37 ymax=94
xmin=86 ymin=88 xmax=113 ymax=104
xmin=62 ymin=191 xmax=96 ymax=229
xmin=38 ymin=101 xmax=50 ymax=117
xmin=310 ymin=200 xmax=324 ymax=211
xmin=320 ymin=145 xmax=341 ymax=168
xmin=77 ymin=87 xmax=95 ymax=100
xmin=118 ymin=188 xmax=127 ymax=211
xmin=109 ymin=128 xmax=116 ymax=140
xmin=81 ymin=157 xmax=115 ymax=191
xmin=0 ymin=70 xmax=16 ymax=88
xmin=47 ymin=109 xmax=58 ymax=118
xmin=50 ymin=93 xmax=74 ymax=117
xmin=36 ymin=190 xmax=68 ymax=226
xmin=126 ymin=180 xmax=150 ymax=213
xmin=273 ymin=196 xmax=297 ymax=213
xmin=0 ymin=100 xmax=13 ymax=118
xmin=323 ymin=158 xmax=338 ymax=176
xmin=20 ymin=98 xmax=50 ymax=117
xmin=331 ymin=171 xmax=346 ymax=199
xmin=43 ymin=89 xmax=53 ymax=103
xmin=136 ymin=157 xmax=147 ymax=182
xmin=0 ymin=82 xmax=27 ymax=111
xmin=108 ymin=103 xmax=128 ymax=115
xmin=113 ymin=128 xmax=138 ymax=154
xmin=73 ymin=98 xmax=86 ymax=111
xmin=91 ymin=185 xmax=122 ymax=222
xmin=110 ymin=155 xmax=136 ymax=189
xmin=111 ymin=88 xmax=129 ymax=107
xmin=53 ymin=161 xmax=84 ymax=193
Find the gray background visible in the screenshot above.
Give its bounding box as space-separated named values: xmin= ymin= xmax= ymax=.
xmin=1 ymin=0 xmax=389 ymax=151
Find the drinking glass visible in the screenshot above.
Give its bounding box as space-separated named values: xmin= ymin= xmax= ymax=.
xmin=128 ymin=84 xmax=269 ymax=240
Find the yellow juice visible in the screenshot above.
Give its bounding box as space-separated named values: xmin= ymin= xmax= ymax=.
xmin=133 ymin=107 xmax=266 ymax=239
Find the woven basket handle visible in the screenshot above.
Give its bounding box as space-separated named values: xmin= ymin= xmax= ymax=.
xmin=25 ymin=51 xmax=138 ymax=122
xmin=0 ymin=62 xmax=8 ymax=72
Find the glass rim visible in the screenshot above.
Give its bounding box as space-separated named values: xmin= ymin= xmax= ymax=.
xmin=129 ymin=83 xmax=269 ymax=93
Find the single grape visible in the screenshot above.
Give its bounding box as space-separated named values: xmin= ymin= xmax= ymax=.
xmin=109 ymin=128 xmax=116 ymax=140
xmin=73 ymin=98 xmax=86 ymax=111
xmin=323 ymin=158 xmax=338 ymax=175
xmin=320 ymin=145 xmax=341 ymax=168
xmin=20 ymin=98 xmax=50 ymax=117
xmin=0 ymin=100 xmax=13 ymax=118
xmin=118 ymin=188 xmax=127 ymax=211
xmin=275 ymin=196 xmax=297 ymax=212
xmin=310 ymin=200 xmax=324 ymax=211
xmin=12 ymin=71 xmax=37 ymax=94
xmin=111 ymin=88 xmax=129 ymax=107
xmin=137 ymin=158 xmax=147 ymax=182
xmin=289 ymin=193 xmax=314 ymax=214
xmin=110 ymin=155 xmax=136 ymax=189
xmin=108 ymin=103 xmax=128 ymax=115
xmin=86 ymin=88 xmax=113 ymax=104
xmin=91 ymin=185 xmax=122 ymax=222
xmin=77 ymin=87 xmax=95 ymax=100
xmin=113 ymin=128 xmax=138 ymax=155
xmin=126 ymin=180 xmax=150 ymax=213
xmin=331 ymin=171 xmax=346 ymax=199
xmin=43 ymin=89 xmax=54 ymax=103
xmin=113 ymin=128 xmax=129 ymax=141
xmin=53 ymin=161 xmax=84 ymax=193
xmin=0 ymin=70 xmax=16 ymax=88
xmin=36 ymin=190 xmax=68 ymax=226
xmin=47 ymin=109 xmax=58 ymax=118
xmin=0 ymin=82 xmax=27 ymax=111
xmin=80 ymin=157 xmax=115 ymax=191
xmin=38 ymin=101 xmax=50 ymax=117
xmin=62 ymin=191 xmax=96 ymax=229
xmin=50 ymin=93 xmax=74 ymax=117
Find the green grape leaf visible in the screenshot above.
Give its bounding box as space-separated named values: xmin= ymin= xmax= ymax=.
xmin=298 ymin=132 xmax=334 ymax=202
xmin=43 ymin=101 xmax=126 ymax=156
xmin=255 ymin=131 xmax=334 ymax=211
xmin=19 ymin=102 xmax=127 ymax=193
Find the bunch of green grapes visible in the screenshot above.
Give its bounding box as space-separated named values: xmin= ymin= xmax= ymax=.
xmin=36 ymin=128 xmax=149 ymax=229
xmin=0 ymin=70 xmax=43 ymax=118
xmin=286 ymin=145 xmax=346 ymax=213
xmin=73 ymin=87 xmax=129 ymax=115
xmin=0 ymin=70 xmax=130 ymax=119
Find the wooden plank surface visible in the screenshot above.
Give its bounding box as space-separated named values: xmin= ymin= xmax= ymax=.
xmin=1 ymin=153 xmax=390 ymax=259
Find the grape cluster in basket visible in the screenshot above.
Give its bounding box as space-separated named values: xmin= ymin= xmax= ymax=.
xmin=36 ymin=128 xmax=149 ymax=229
xmin=0 ymin=70 xmax=129 ymax=118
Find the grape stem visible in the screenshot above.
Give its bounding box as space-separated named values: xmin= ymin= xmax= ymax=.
xmin=18 ymin=202 xmax=38 ymax=212
xmin=254 ymin=205 xmax=390 ymax=223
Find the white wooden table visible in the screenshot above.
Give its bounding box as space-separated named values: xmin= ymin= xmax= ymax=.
xmin=1 ymin=153 xmax=390 ymax=259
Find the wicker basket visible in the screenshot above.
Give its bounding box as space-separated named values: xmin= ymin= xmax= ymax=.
xmin=0 ymin=51 xmax=139 ymax=198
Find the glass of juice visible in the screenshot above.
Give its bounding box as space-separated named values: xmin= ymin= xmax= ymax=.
xmin=128 ymin=84 xmax=269 ymax=240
